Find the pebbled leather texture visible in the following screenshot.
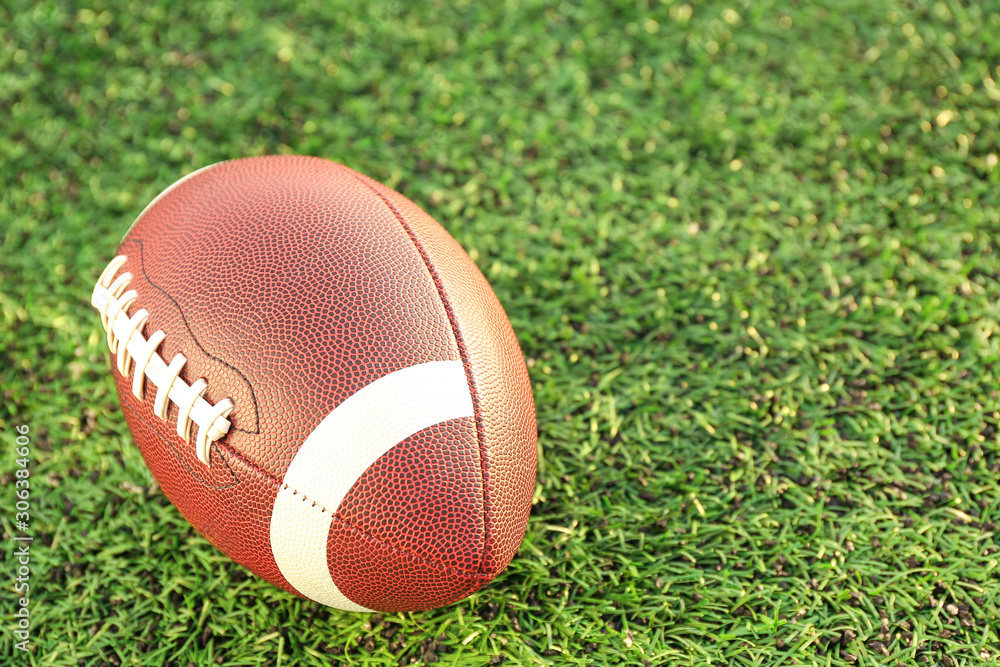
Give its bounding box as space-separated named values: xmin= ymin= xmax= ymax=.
xmin=104 ymin=155 xmax=537 ymax=611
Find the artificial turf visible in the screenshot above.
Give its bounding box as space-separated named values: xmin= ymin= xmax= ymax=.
xmin=2 ymin=0 xmax=1000 ymax=665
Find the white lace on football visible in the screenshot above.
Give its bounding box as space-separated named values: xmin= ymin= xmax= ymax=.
xmin=91 ymin=255 xmax=234 ymax=465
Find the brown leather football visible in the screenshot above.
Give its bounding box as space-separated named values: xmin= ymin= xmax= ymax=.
xmin=91 ymin=155 xmax=537 ymax=612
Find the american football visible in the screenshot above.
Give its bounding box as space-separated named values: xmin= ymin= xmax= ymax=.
xmin=90 ymin=155 xmax=537 ymax=612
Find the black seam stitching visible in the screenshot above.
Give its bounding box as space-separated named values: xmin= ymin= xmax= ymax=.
xmin=125 ymin=401 xmax=242 ymax=490
xmin=129 ymin=238 xmax=262 ymax=434
xmin=277 ymin=482 xmax=491 ymax=580
xmin=212 ymin=438 xmax=488 ymax=579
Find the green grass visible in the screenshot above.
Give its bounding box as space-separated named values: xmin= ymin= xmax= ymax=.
xmin=2 ymin=0 xmax=1000 ymax=665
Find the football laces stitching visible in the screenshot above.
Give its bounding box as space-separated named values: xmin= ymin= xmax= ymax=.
xmin=92 ymin=255 xmax=235 ymax=465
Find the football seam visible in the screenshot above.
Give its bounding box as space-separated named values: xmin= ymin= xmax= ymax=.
xmin=126 ymin=401 xmax=241 ymax=490
xmin=213 ymin=442 xmax=491 ymax=580
xmin=131 ymin=238 xmax=263 ymax=434
xmin=348 ymin=173 xmax=493 ymax=578
xmin=287 ymin=483 xmax=492 ymax=580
